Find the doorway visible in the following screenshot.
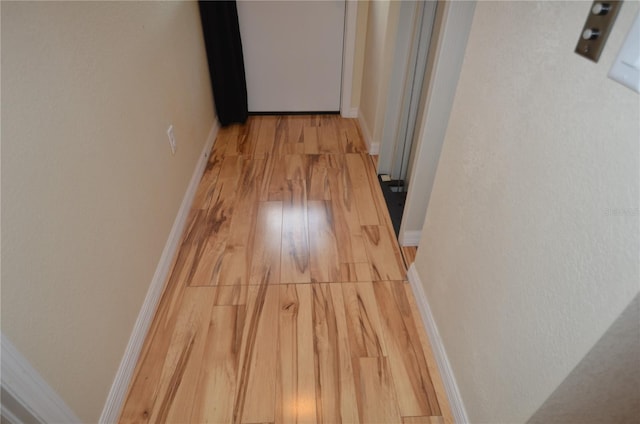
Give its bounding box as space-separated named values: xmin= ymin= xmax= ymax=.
xmin=377 ymin=1 xmax=438 ymax=237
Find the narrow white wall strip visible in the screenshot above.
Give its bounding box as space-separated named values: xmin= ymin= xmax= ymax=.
xmin=407 ymin=264 xmax=470 ymax=424
xmin=399 ymin=230 xmax=422 ymax=247
xmin=99 ymin=120 xmax=220 ymax=424
xmin=340 ymin=0 xmax=358 ymax=118
xmin=357 ymin=110 xmax=379 ymax=155
xmin=1 ymin=333 xmax=81 ymax=423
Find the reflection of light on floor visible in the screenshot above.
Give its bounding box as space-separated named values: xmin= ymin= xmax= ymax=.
xmin=286 ymin=395 xmax=316 ymax=420
xmin=280 ymin=202 xmax=330 ymax=249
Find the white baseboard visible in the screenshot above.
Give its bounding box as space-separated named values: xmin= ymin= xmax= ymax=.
xmin=400 ymin=230 xmax=422 ymax=247
xmin=1 ymin=333 xmax=81 ymax=423
xmin=98 ymin=120 xmax=220 ymax=424
xmin=407 ymin=264 xmax=469 ymax=424
xmin=341 ymin=107 xmax=359 ymax=119
xmin=356 ymin=111 xmax=380 ymax=155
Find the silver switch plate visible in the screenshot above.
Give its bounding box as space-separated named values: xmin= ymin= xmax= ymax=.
xmin=575 ymin=1 xmax=623 ymax=62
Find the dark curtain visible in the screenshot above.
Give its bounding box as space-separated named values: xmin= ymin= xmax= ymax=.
xmin=199 ymin=1 xmax=248 ymax=126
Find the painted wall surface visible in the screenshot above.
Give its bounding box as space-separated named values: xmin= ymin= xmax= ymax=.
xmin=1 ymin=2 xmax=215 ymax=421
xmin=414 ymin=1 xmax=639 ymax=422
xmin=528 ymin=294 xmax=640 ymax=424
xmin=359 ymin=0 xmax=399 ymax=148
xmin=350 ymin=1 xmax=369 ymax=109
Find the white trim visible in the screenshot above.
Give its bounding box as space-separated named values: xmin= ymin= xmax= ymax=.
xmin=407 ymin=264 xmax=469 ymax=424
xmin=342 ymin=107 xmax=359 ymax=119
xmin=399 ymin=230 xmax=421 ymax=247
xmin=340 ymin=0 xmax=358 ymax=118
xmin=357 ymin=111 xmax=380 ymax=155
xmin=99 ymin=120 xmax=220 ymax=424
xmin=1 ymin=333 xmax=81 ymax=423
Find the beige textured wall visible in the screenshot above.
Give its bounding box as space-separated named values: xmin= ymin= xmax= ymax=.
xmin=528 ymin=294 xmax=640 ymax=424
xmin=1 ymin=2 xmax=215 ymax=421
xmin=350 ymin=1 xmax=369 ymax=108
xmin=414 ymin=1 xmax=639 ymax=422
xmin=358 ymin=0 xmax=399 ymax=145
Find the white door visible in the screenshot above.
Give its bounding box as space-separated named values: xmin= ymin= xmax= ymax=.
xmin=237 ymin=1 xmax=345 ymax=112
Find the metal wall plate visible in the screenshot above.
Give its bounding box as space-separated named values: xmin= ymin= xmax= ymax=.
xmin=575 ymin=1 xmax=623 ymax=62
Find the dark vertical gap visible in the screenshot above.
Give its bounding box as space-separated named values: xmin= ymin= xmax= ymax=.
xmin=377 ymin=176 xmax=406 ymax=238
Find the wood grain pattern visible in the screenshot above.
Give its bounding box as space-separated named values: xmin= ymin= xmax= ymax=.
xmin=312 ymin=284 xmax=360 ymax=424
xmin=345 ymin=154 xmax=380 ymax=226
xmin=362 ymin=225 xmax=406 ymax=281
xmin=235 ymin=284 xmax=279 ymax=424
xmin=277 ymin=284 xmax=317 ymax=424
xmin=355 ymin=357 xmax=402 ymax=423
xmin=402 ymin=246 xmax=418 ymax=268
xmin=281 ymin=180 xmax=310 ymax=284
xmin=374 ymin=281 xmax=441 ymax=416
xmin=342 ymin=282 xmax=387 ymax=358
xmin=308 ymin=200 xmax=340 ymax=283
xmin=249 ymin=202 xmax=282 ymax=286
xmin=402 ymin=416 xmax=445 ymax=424
xmin=120 ymin=116 xmax=447 ymax=424
xmin=190 ymin=305 xmax=243 ymax=423
xmin=403 ymin=284 xmax=456 ymax=424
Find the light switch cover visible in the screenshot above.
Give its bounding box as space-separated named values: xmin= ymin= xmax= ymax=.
xmin=609 ymin=10 xmax=640 ymax=92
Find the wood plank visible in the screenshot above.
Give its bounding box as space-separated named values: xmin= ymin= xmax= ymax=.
xmin=190 ymin=305 xmax=245 ymax=423
xmin=345 ymin=153 xmax=380 ymax=226
xmin=355 ymin=357 xmax=402 ymax=423
xmin=362 ymin=225 xmax=405 ymax=281
xmin=188 ymin=155 xmax=244 ymax=286
xmin=339 ymin=262 xmax=372 ymax=282
xmin=284 ymin=154 xmax=306 ymax=180
xmin=373 ymin=281 xmax=441 ymax=416
xmin=236 ymin=117 xmax=260 ymax=156
xmin=128 ymin=287 xmax=215 ymax=423
xmin=402 ymin=416 xmax=445 ymax=424
xmin=234 ymin=284 xmax=280 ymax=423
xmin=360 ymin=152 xmax=400 ymax=236
xmin=404 ymin=284 xmax=455 ymax=424
xmin=312 ymin=284 xmax=360 ymax=424
xmin=341 ymin=282 xmax=387 ymax=358
xmin=224 ymin=127 xmax=243 ymax=156
xmin=283 ymin=116 xmax=305 ymax=154
xmin=249 ymin=202 xmax=283 ymax=286
xmin=402 ymin=246 xmax=418 ymax=269
xmin=266 ymin=154 xmax=288 ymax=201
xmin=317 ymin=116 xmax=342 ymax=153
xmin=276 ymin=284 xmax=317 ymax=424
xmin=213 ymin=284 xmax=248 ymax=306
xmin=306 ymin=155 xmax=331 ymax=201
xmin=215 ymin=158 xmax=266 ymax=286
xmin=328 ymin=165 xmax=368 ymax=263
xmin=303 ymin=126 xmax=319 ymax=155
xmin=254 ymin=116 xmax=277 ymax=158
xmin=280 ymin=180 xmax=311 ymax=283
xmin=339 ymin=118 xmax=368 ymax=153
xmin=308 ymin=200 xmax=340 ymax=283
xmin=371 ymin=155 xmax=379 ymax=170
xmin=120 ymin=275 xmax=190 ymax=423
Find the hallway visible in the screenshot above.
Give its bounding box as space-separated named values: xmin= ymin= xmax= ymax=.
xmin=119 ymin=115 xmax=449 ymax=423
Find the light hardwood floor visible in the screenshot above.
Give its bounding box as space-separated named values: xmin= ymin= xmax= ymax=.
xmin=120 ymin=115 xmax=451 ymax=424
xmin=402 ymin=246 xmax=418 ymax=269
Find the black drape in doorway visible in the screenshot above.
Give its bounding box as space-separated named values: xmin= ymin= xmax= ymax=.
xmin=199 ymin=1 xmax=248 ymax=126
